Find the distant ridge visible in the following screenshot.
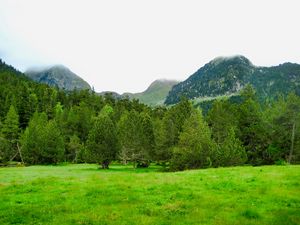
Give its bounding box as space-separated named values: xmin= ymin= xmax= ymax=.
xmin=123 ymin=79 xmax=179 ymax=106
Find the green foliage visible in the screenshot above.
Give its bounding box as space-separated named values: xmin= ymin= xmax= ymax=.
xmin=117 ymin=110 xmax=146 ymax=167
xmin=54 ymin=102 xmax=63 ymax=119
xmin=100 ymin=104 xmax=114 ymax=116
xmin=1 ymin=105 xmax=19 ymax=144
xmin=61 ymin=102 xmax=94 ymax=143
xmin=241 ymin=84 xmax=256 ymax=100
xmin=66 ymin=135 xmax=84 ymax=163
xmin=42 ymin=120 xmax=65 ymax=163
xmin=238 ymin=87 xmax=269 ymax=165
xmin=216 ymin=127 xmax=247 ymax=167
xmin=207 ymin=100 xmax=247 ymax=167
xmin=0 ymin=105 xmax=20 ymax=161
xmin=0 ymin=136 xmax=10 ymax=163
xmin=86 ymin=112 xmax=119 ymax=169
xmin=170 ymin=109 xmax=217 ymax=171
xmin=21 ymin=112 xmax=64 ymax=164
xmin=140 ymin=112 xmax=155 ymax=158
xmin=271 ymin=93 xmax=300 ymax=163
xmin=207 ymin=99 xmax=238 ymax=144
xmin=21 ymin=112 xmax=47 ymax=164
xmin=157 ymin=98 xmax=193 ymax=162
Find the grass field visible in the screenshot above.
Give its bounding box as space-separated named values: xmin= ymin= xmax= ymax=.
xmin=0 ymin=164 xmax=299 ymax=225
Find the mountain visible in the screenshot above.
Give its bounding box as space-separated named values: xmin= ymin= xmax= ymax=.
xmin=25 ymin=65 xmax=91 ymax=91
xmin=165 ymin=55 xmax=300 ymax=104
xmin=123 ymin=79 xmax=179 ymax=106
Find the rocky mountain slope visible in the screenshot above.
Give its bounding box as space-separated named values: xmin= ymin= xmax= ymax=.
xmin=25 ymin=65 xmax=91 ymax=91
xmin=165 ymin=56 xmax=300 ymax=104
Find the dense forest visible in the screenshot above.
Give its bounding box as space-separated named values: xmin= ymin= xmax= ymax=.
xmin=0 ymin=59 xmax=300 ymax=171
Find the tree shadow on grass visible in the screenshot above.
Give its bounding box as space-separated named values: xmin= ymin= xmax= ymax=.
xmin=79 ymin=164 xmax=162 ymax=173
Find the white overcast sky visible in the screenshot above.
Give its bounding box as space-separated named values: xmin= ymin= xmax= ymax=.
xmin=0 ymin=0 xmax=300 ymax=93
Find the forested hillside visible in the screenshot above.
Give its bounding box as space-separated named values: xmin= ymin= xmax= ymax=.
xmin=1 ymin=59 xmax=300 ymax=170
xmin=165 ymin=56 xmax=300 ymax=105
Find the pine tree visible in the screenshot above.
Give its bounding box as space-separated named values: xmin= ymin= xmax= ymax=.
xmin=66 ymin=135 xmax=84 ymax=163
xmin=159 ymin=98 xmax=193 ymax=162
xmin=238 ymin=85 xmax=268 ymax=165
xmin=21 ymin=112 xmax=65 ymax=164
xmin=207 ymin=100 xmax=246 ymax=166
xmin=118 ymin=110 xmax=144 ymax=168
xmin=41 ymin=120 xmax=65 ymax=164
xmin=86 ymin=112 xmax=119 ymax=169
xmin=217 ymin=127 xmax=247 ymax=166
xmin=207 ymin=99 xmax=238 ymax=144
xmin=170 ymin=108 xmax=217 ymax=171
xmin=76 ymin=102 xmax=94 ymax=142
xmin=0 ymin=132 xmax=10 ymax=163
xmin=1 ymin=105 xmax=19 ymax=144
xmin=272 ymin=93 xmax=300 ymax=163
xmin=152 ymin=118 xmax=167 ymax=163
xmin=262 ymin=95 xmax=287 ymax=163
xmin=21 ymin=112 xmax=48 ymax=164
xmin=1 ymin=105 xmax=20 ymax=161
xmin=138 ymin=112 xmax=155 ymax=167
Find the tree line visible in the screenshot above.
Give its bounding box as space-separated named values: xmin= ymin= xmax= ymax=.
xmin=0 ymin=60 xmax=300 ymax=170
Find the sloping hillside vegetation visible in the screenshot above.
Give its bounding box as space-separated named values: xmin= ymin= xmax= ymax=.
xmin=165 ymin=56 xmax=300 ymax=105
xmin=123 ymin=79 xmax=179 ymax=106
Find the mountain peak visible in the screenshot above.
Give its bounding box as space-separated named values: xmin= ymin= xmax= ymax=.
xmin=25 ymin=65 xmax=91 ymax=91
xmin=49 ymin=64 xmax=70 ymax=71
xmin=210 ymin=55 xmax=253 ymax=67
xmin=26 ymin=64 xmax=73 ymax=75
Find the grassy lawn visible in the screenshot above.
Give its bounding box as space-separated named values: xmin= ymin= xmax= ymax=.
xmin=0 ymin=164 xmax=299 ymax=225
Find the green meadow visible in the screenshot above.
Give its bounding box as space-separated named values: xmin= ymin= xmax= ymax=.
xmin=0 ymin=164 xmax=299 ymax=225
